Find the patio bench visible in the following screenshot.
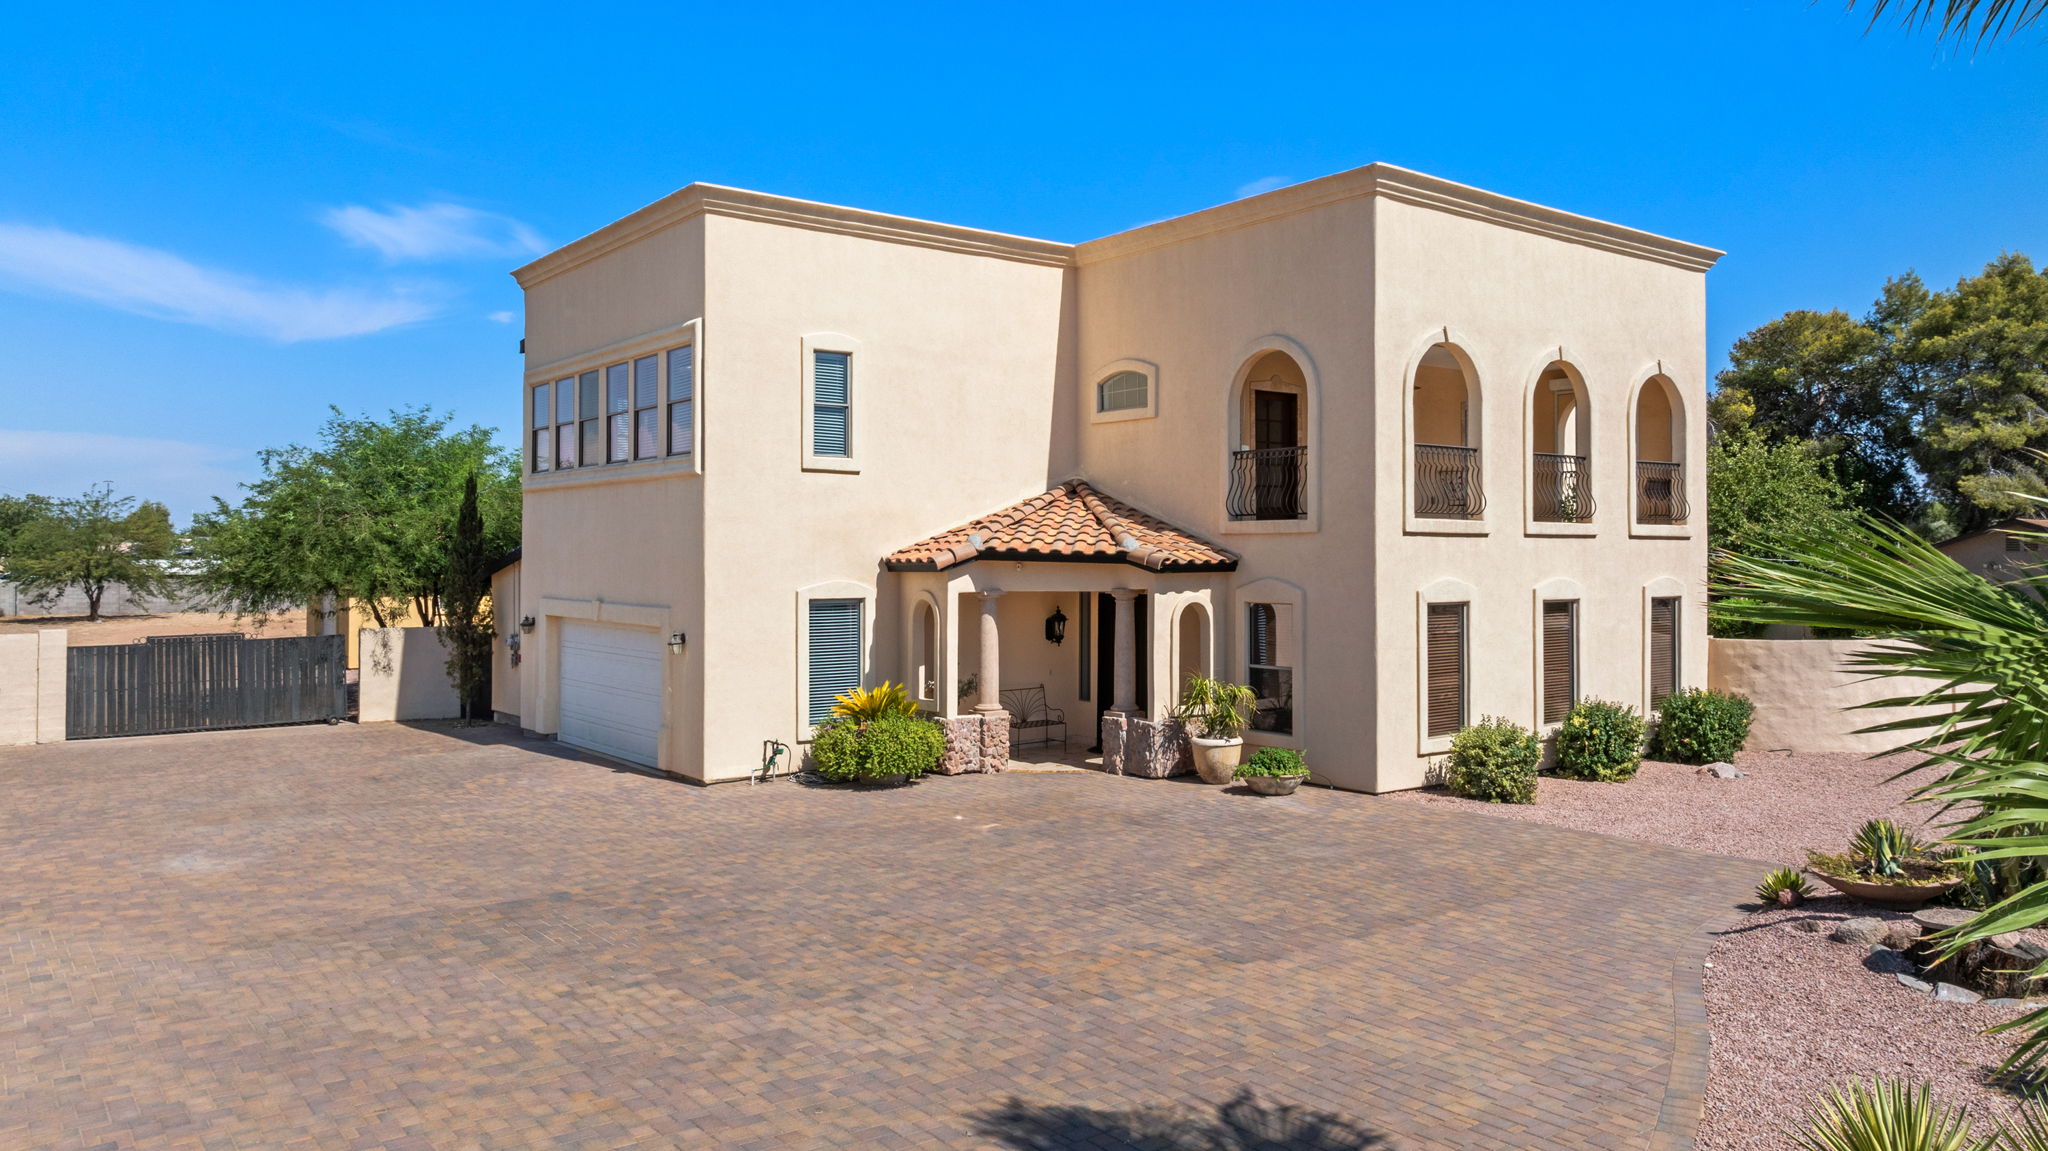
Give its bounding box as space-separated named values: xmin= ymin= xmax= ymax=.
xmin=999 ymin=684 xmax=1067 ymax=749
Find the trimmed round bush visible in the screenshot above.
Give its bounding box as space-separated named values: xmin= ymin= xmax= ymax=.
xmin=1652 ymin=687 xmax=1755 ymax=765
xmin=1445 ymin=716 xmax=1541 ymax=804
xmin=810 ymin=714 xmax=945 ymax=783
xmin=1234 ymin=746 xmax=1309 ymax=779
xmin=1552 ymin=698 xmax=1648 ymax=782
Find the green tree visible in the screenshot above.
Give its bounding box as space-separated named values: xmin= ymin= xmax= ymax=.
xmin=0 ymin=493 xmax=55 ymax=561
xmin=190 ymin=407 xmax=520 ymax=627
xmin=1706 ymin=428 xmax=1863 ymax=635
xmin=6 ymin=485 xmax=175 ymax=620
xmin=436 ymin=472 xmax=495 ymax=722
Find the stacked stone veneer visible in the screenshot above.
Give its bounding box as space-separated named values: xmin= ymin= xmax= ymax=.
xmin=1101 ymin=715 xmax=1191 ymax=779
xmin=935 ymin=713 xmax=1010 ymax=774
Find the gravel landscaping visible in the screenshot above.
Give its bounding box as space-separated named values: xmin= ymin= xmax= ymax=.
xmin=1391 ymin=749 xmax=2041 ymax=1149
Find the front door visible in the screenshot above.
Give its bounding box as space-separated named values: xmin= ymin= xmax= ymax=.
xmin=1252 ymin=390 xmax=1301 ymax=519
xmin=1090 ymin=592 xmax=1149 ymax=749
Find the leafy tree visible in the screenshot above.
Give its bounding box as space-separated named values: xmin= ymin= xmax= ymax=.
xmin=436 ymin=472 xmax=495 ymax=723
xmin=1706 ymin=428 xmax=1862 ymax=635
xmin=0 ymin=493 xmax=54 ymax=561
xmin=6 ymin=484 xmax=174 ymax=620
xmin=190 ymin=407 xmax=519 ymax=627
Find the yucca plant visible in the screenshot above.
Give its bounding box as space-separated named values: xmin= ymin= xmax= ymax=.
xmin=1853 ymin=819 xmax=1927 ymax=878
xmin=1758 ymin=866 xmax=1815 ymax=907
xmin=831 ymin=681 xmax=919 ymax=723
xmin=1790 ymin=1079 xmax=1987 ymax=1151
xmin=1717 ymin=515 xmax=2048 ymax=1071
xmin=1996 ymin=1099 xmax=2048 ymax=1151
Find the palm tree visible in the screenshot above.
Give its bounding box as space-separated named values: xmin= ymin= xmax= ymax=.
xmin=1845 ymin=0 xmax=2046 ymax=47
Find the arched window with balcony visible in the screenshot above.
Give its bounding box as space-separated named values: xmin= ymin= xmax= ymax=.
xmin=1225 ymin=347 xmax=1313 ymax=526
xmin=1529 ymin=361 xmax=1594 ymax=525
xmin=1632 ymin=374 xmax=1689 ymax=526
xmin=1411 ymin=342 xmax=1484 ymax=522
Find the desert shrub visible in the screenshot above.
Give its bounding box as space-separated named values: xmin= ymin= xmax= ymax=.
xmin=809 ymin=714 xmax=944 ymax=783
xmin=1234 ymin=747 xmax=1309 ymax=779
xmin=1756 ymin=867 xmax=1813 ymax=907
xmin=1652 ymin=687 xmax=1755 ymax=764
xmin=1445 ymin=716 xmax=1540 ymax=804
xmin=1552 ymin=698 xmax=1648 ymax=782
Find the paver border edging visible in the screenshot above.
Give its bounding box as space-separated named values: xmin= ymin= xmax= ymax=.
xmin=1649 ymin=906 xmax=1751 ymax=1151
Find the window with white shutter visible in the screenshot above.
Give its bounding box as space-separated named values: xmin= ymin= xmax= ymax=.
xmin=806 ymin=599 xmax=862 ymax=726
xmin=667 ymin=344 xmax=694 ymax=457
xmin=812 ymin=351 xmax=851 ymax=458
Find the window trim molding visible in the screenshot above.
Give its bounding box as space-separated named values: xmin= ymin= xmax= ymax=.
xmin=1232 ymin=576 xmax=1305 ymax=749
xmin=1641 ymin=576 xmax=1687 ymax=714
xmin=1521 ymin=351 xmax=1600 ymax=538
xmin=1627 ymin=364 xmax=1693 ymax=539
xmin=1402 ymin=327 xmax=1492 ymax=537
xmin=796 ymin=579 xmax=874 ymax=741
xmin=1089 ymin=357 xmax=1159 ymax=424
xmin=667 ymin=318 xmax=704 ymax=475
xmin=1220 ymin=334 xmax=1321 ymax=537
xmin=801 ymin=332 xmax=863 ymax=474
xmin=1531 ymin=577 xmax=1586 ymax=734
xmin=1417 ymin=576 xmax=1479 ymax=755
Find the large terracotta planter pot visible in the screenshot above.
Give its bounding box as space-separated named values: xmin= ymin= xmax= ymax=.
xmin=1190 ymin=736 xmax=1244 ymax=785
xmin=1243 ymin=774 xmax=1305 ymax=796
xmin=1808 ymin=869 xmax=1961 ymax=910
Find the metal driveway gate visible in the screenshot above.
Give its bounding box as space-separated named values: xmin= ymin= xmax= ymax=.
xmin=66 ymin=633 xmax=348 ymax=739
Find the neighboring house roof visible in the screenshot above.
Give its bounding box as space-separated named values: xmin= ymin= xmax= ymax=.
xmin=1935 ymin=518 xmax=2048 ymax=552
xmin=486 ymin=546 xmax=522 ymax=576
xmin=883 ymin=480 xmax=1238 ymax=573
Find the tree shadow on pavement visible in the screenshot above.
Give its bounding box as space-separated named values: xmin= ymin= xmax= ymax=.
xmin=970 ymin=1087 xmax=1391 ymax=1150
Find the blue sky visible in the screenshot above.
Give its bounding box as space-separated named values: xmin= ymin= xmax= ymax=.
xmin=1 ymin=2 xmax=2042 ymax=522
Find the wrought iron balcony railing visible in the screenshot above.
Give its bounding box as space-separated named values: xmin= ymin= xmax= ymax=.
xmin=1226 ymin=445 xmax=1307 ymax=521
xmin=1532 ymin=452 xmax=1595 ymax=523
xmin=1414 ymin=443 xmax=1485 ymax=519
xmin=1635 ymin=460 xmax=1688 ymax=524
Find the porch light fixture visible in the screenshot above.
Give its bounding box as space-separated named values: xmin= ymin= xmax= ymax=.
xmin=519 ymin=616 xmax=536 ymax=633
xmin=668 ymin=632 xmax=687 ymax=656
xmin=1045 ymin=606 xmax=1067 ymax=646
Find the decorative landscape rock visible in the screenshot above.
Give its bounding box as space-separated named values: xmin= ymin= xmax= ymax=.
xmin=1936 ymin=982 xmax=1984 ymax=1004
xmin=1864 ymin=946 xmax=1916 ymax=976
xmin=1913 ymin=907 xmax=1974 ymax=934
xmin=1793 ymin=918 xmax=1828 ymax=933
xmin=1700 ymin=761 xmax=1746 ymax=779
xmin=1898 ymin=974 xmax=1934 ymax=993
xmin=1882 ymin=920 xmax=1924 ymax=950
xmin=1831 ymin=917 xmax=1888 ymax=946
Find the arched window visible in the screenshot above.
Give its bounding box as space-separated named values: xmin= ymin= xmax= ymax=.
xmin=1226 ymin=350 xmax=1310 ymax=523
xmin=911 ymin=599 xmax=939 ymax=706
xmin=1529 ymin=361 xmax=1593 ymax=525
xmin=1174 ymin=600 xmax=1210 ymax=691
xmin=1411 ymin=343 xmax=1484 ymax=521
xmin=1090 ymin=360 xmax=1158 ymax=423
xmin=1633 ymin=375 xmax=1688 ymax=526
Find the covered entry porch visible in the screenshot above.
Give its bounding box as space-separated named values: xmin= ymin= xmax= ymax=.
xmin=883 ymin=480 xmax=1238 ymax=776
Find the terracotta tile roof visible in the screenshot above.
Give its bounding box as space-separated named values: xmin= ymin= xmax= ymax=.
xmin=883 ymin=480 xmax=1238 ymax=573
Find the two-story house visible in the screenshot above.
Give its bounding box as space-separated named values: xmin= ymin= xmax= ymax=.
xmin=492 ymin=164 xmax=1717 ymax=792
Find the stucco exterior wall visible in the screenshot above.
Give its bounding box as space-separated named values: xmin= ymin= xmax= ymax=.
xmin=356 ymin=627 xmax=462 ymax=723
xmin=1709 ymin=637 xmax=1952 ymax=756
xmin=0 ymin=629 xmax=66 ymax=745
xmin=1369 ymin=196 xmax=1710 ymax=791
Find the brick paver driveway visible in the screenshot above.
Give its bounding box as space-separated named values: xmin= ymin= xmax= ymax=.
xmin=2 ymin=723 xmax=1755 ymax=1150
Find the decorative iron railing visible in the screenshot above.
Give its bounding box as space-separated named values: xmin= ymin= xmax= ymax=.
xmin=1636 ymin=460 xmax=1688 ymax=524
xmin=1532 ymin=452 xmax=1595 ymax=523
xmin=1414 ymin=443 xmax=1485 ymax=519
xmin=1226 ymin=445 xmax=1307 ymax=521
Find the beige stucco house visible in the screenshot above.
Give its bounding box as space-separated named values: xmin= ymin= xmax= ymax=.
xmin=496 ymin=164 xmax=1718 ymax=792
xmin=1937 ymin=518 xmax=2048 ymax=586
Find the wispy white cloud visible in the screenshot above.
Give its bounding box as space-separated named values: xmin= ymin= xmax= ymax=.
xmin=486 ymin=310 xmax=516 ymax=324
xmin=0 ymin=223 xmax=439 ymax=341
xmin=0 ymin=429 xmax=255 ymax=523
xmin=1235 ymin=175 xmax=1291 ymax=199
xmin=322 ymin=201 xmax=547 ymax=263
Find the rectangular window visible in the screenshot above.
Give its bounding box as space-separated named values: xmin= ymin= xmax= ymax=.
xmin=578 ymin=370 xmax=601 ymax=470
xmin=667 ymin=344 xmax=695 ymax=457
xmin=530 ymin=382 xmax=551 ymax=473
xmin=1246 ymin=602 xmax=1295 ymax=736
xmin=605 ymin=362 xmax=631 ymax=463
xmin=1541 ymin=600 xmax=1577 ymax=726
xmin=806 ymin=598 xmax=862 ymax=726
xmin=1426 ymin=603 xmax=1467 ymax=738
xmin=812 ymin=351 xmax=851 ymax=457
xmin=554 ymin=376 xmax=577 ymax=467
xmin=632 ymin=354 xmax=660 ymax=459
xmin=1650 ymin=596 xmax=1680 ymax=709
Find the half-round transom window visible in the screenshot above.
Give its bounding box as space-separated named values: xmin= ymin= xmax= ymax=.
xmin=1096 ymin=370 xmax=1149 ymax=414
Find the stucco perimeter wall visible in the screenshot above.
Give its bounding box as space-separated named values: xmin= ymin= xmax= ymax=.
xmin=0 ymin=629 xmax=66 ymax=745
xmin=358 ymin=627 xmax=461 ymax=723
xmin=1708 ymin=638 xmax=1951 ymax=756
xmin=1369 ymin=195 xmax=1712 ymax=792
xmin=696 ymin=212 xmax=1071 ymax=782
xmin=490 ymin=563 xmax=521 ymax=723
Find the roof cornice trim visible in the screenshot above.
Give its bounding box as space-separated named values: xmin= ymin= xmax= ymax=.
xmin=1075 ymin=163 xmax=1723 ymax=272
xmin=514 ymin=185 xmax=1075 ymax=287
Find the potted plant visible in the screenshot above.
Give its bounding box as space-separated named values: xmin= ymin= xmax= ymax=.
xmin=1174 ymin=674 xmax=1257 ymax=785
xmin=1233 ymin=747 xmax=1310 ymax=795
xmin=1805 ymin=818 xmax=1965 ymax=909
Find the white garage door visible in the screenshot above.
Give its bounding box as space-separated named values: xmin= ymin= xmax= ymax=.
xmin=557 ymin=620 xmax=664 ymax=768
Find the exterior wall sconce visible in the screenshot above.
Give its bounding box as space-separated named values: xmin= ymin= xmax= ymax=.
xmin=1045 ymin=606 xmax=1066 ymax=646
xmin=519 ymin=616 xmax=536 ymax=633
xmin=668 ymin=632 xmax=687 ymax=656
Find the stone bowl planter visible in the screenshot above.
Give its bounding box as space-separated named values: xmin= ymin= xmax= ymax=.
xmin=1808 ymin=869 xmax=1962 ymax=910
xmin=1243 ymin=774 xmax=1305 ymax=796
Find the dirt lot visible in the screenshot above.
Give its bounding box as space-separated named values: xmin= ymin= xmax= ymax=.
xmin=0 ymin=609 xmax=307 ymax=646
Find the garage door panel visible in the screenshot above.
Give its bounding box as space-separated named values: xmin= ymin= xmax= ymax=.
xmin=557 ymin=621 xmax=663 ymax=767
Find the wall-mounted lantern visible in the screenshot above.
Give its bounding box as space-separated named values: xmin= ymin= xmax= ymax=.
xmin=519 ymin=616 xmax=536 ymax=633
xmin=668 ymin=632 xmax=688 ymax=656
xmin=1044 ymin=606 xmax=1067 ymax=646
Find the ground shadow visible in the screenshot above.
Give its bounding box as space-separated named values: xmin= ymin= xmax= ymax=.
xmin=392 ymin=720 xmax=675 ymax=779
xmin=970 ymin=1087 xmax=1391 ymax=1150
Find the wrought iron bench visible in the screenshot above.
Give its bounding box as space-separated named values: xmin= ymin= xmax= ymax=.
xmin=999 ymin=684 xmax=1066 ymax=749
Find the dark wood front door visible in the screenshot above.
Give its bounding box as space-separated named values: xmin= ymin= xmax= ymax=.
xmin=1254 ymin=390 xmax=1299 ymax=450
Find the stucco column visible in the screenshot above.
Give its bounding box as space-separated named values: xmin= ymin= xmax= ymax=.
xmin=1110 ymin=588 xmax=1139 ymax=715
xmin=975 ymin=590 xmax=1005 ymax=715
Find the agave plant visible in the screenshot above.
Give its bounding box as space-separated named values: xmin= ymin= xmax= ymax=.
xmin=1790 ymin=1079 xmax=1987 ymax=1151
xmin=831 ymin=681 xmax=919 ymax=723
xmin=1717 ymin=516 xmax=2048 ymax=1069
xmin=1758 ymin=866 xmax=1815 ymax=907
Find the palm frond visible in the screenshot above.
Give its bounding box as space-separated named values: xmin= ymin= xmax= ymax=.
xmin=1845 ymin=0 xmax=2048 ymax=47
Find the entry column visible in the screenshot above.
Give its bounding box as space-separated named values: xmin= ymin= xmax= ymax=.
xmin=975 ymin=590 xmax=1005 ymax=716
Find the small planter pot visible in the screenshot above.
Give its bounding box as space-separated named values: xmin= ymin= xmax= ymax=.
xmin=1242 ymin=774 xmax=1305 ymax=796
xmin=1807 ymin=869 xmax=1961 ymax=910
xmin=1189 ymin=736 xmax=1244 ymax=785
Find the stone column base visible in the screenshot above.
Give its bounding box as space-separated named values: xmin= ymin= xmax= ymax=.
xmin=936 ymin=713 xmax=1010 ymax=774
xmin=1100 ymin=715 xmax=1191 ymax=779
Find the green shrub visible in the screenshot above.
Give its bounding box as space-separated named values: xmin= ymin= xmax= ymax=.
xmin=1234 ymin=747 xmax=1309 ymax=779
xmin=1552 ymin=698 xmax=1648 ymax=782
xmin=1652 ymin=687 xmax=1755 ymax=765
xmin=810 ymin=714 xmax=945 ymax=783
xmin=1789 ymin=1079 xmax=1981 ymax=1151
xmin=1445 ymin=716 xmax=1541 ymax=804
xmin=1756 ymin=867 xmax=1814 ymax=907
